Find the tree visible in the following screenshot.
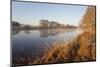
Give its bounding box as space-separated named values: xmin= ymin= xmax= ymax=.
xmin=12 ymin=21 xmax=21 ymax=27
xmin=39 ymin=19 xmax=49 ymax=28
xmin=24 ymin=25 xmax=31 ymax=29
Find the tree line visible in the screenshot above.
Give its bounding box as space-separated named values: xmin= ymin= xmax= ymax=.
xmin=12 ymin=19 xmax=77 ymax=30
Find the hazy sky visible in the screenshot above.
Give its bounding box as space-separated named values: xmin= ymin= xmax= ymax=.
xmin=12 ymin=1 xmax=88 ymax=26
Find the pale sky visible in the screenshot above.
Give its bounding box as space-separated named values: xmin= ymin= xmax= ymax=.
xmin=12 ymin=1 xmax=88 ymax=26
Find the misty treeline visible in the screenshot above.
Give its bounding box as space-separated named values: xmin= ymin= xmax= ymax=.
xmin=12 ymin=19 xmax=77 ymax=30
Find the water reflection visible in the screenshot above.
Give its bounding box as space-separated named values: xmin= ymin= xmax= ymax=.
xmin=12 ymin=30 xmax=20 ymax=35
xmin=12 ymin=30 xmax=31 ymax=35
xmin=12 ymin=29 xmax=78 ymax=38
xmin=39 ymin=29 xmax=61 ymax=38
xmin=39 ymin=29 xmax=77 ymax=38
xmin=23 ymin=30 xmax=30 ymax=34
xmin=12 ymin=29 xmax=83 ymax=65
xmin=39 ymin=30 xmax=49 ymax=38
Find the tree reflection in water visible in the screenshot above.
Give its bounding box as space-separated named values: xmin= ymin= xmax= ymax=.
xmin=39 ymin=29 xmax=74 ymax=38
xmin=12 ymin=30 xmax=20 ymax=35
xmin=39 ymin=30 xmax=49 ymax=38
xmin=24 ymin=30 xmax=30 ymax=34
xmin=12 ymin=30 xmax=31 ymax=35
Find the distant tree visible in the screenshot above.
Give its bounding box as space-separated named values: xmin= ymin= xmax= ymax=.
xmin=66 ymin=24 xmax=77 ymax=28
xmin=39 ymin=19 xmax=49 ymax=28
xmin=49 ymin=21 xmax=58 ymax=28
xmin=39 ymin=19 xmax=67 ymax=28
xmin=12 ymin=21 xmax=20 ymax=27
xmin=24 ymin=25 xmax=31 ymax=29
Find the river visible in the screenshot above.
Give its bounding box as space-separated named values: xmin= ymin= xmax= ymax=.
xmin=12 ymin=28 xmax=83 ymax=64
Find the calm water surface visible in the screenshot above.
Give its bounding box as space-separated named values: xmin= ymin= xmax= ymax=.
xmin=12 ymin=29 xmax=83 ymax=62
